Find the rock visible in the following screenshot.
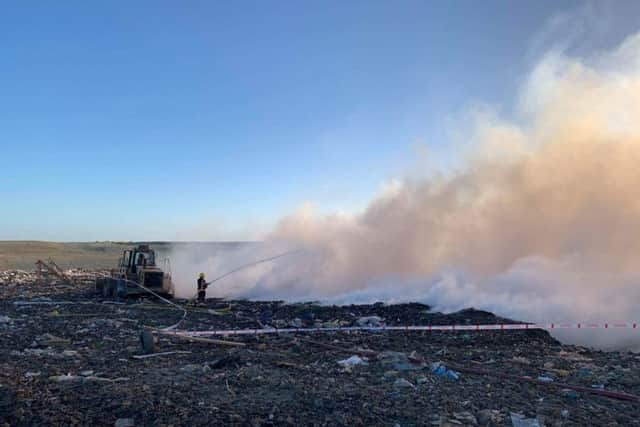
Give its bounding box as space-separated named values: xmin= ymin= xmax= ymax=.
xmin=24 ymin=371 xmax=41 ymax=378
xmin=0 ymin=315 xmax=12 ymax=324
xmin=289 ymin=318 xmax=303 ymax=328
xmin=80 ymin=370 xmax=94 ymax=376
xmin=416 ymin=375 xmax=429 ymax=385
xmin=114 ymin=418 xmax=135 ymax=427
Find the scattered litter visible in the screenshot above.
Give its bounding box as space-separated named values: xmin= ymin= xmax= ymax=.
xmin=446 ymin=370 xmax=460 ymax=380
xmin=431 ymin=362 xmax=460 ymax=380
xmin=356 ymin=316 xmax=383 ymax=327
xmin=337 ymin=355 xmax=368 ymax=367
xmin=49 ymin=374 xmax=129 ymax=383
xmin=378 ymin=351 xmax=421 ymax=371
xmin=549 ymin=368 xmax=570 ymax=377
xmin=114 ymin=418 xmax=135 ymax=427
xmin=289 ymin=318 xmax=303 ymax=328
xmin=132 ymin=351 xmax=192 ymax=360
xmin=392 ymin=378 xmax=415 ymax=389
xmin=477 ymin=409 xmax=502 ymax=425
xmin=510 ymin=412 xmax=541 ymax=427
xmin=453 ymin=411 xmax=477 ymax=425
xmin=180 ymin=364 xmax=204 ymax=374
xmin=416 ymin=375 xmax=429 ymax=385
xmin=1 ymin=267 xmax=638 ymax=425
xmin=512 ymin=356 xmax=530 ymax=365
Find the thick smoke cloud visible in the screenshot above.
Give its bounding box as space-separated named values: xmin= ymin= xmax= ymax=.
xmin=173 ymin=33 xmax=640 ymax=349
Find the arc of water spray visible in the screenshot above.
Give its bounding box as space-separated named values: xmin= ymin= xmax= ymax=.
xmin=189 ymin=249 xmax=303 ymax=300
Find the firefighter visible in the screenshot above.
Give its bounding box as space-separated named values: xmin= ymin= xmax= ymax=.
xmin=197 ymin=272 xmax=208 ymax=303
xmin=198 ymin=273 xmax=209 ymax=303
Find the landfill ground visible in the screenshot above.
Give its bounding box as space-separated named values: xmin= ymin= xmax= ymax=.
xmin=1 ymin=270 xmax=639 ymax=426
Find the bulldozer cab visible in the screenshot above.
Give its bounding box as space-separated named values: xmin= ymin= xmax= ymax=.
xmin=107 ymin=244 xmax=174 ymax=297
xmin=121 ymin=245 xmax=156 ymax=274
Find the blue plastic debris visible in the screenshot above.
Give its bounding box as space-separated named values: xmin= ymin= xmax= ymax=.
xmin=431 ymin=362 xmax=460 ymax=380
xmin=432 ymin=364 xmax=447 ymax=376
xmin=446 ymin=370 xmax=460 ymax=380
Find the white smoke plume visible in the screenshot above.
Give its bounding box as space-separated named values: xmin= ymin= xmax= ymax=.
xmin=172 ymin=33 xmax=640 ymax=350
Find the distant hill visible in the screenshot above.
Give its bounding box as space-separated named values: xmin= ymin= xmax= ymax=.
xmin=0 ymin=241 xmax=256 ymax=270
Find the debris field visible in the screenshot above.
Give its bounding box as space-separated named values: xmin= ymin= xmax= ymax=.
xmin=1 ymin=270 xmax=639 ymax=426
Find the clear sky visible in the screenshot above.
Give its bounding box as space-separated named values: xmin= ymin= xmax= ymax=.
xmin=2 ymin=1 xmax=639 ymax=241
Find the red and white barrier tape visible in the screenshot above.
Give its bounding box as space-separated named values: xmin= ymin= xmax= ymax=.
xmin=166 ymin=322 xmax=639 ymax=337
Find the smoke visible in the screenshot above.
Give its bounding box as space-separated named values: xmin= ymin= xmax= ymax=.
xmin=171 ymin=33 xmax=640 ymax=350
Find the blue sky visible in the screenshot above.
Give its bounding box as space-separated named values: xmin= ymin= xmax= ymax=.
xmin=2 ymin=1 xmax=639 ymax=241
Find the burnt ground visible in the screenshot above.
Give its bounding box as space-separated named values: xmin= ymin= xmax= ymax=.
xmin=0 ymin=274 xmax=639 ymax=426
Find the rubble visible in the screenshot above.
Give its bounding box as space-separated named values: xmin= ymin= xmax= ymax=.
xmin=0 ymin=270 xmax=639 ymax=425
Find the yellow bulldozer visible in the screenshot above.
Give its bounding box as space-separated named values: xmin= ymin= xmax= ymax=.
xmin=96 ymin=244 xmax=174 ymax=298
